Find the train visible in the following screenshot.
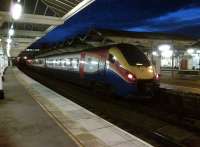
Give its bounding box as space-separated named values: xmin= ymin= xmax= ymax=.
xmin=26 ymin=43 xmax=160 ymax=97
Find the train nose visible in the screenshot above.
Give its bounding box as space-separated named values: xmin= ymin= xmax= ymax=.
xmin=129 ymin=66 xmax=154 ymax=80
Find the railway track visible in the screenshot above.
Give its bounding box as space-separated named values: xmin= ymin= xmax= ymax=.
xmin=18 ymin=66 xmax=200 ymax=147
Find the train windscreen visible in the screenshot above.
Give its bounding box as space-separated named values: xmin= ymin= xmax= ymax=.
xmin=119 ymin=45 xmax=150 ymax=67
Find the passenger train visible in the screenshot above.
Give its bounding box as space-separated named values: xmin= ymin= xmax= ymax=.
xmin=27 ymin=43 xmax=160 ymax=97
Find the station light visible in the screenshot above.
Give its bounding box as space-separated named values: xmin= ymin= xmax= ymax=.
xmin=136 ymin=63 xmax=143 ymax=66
xmin=158 ymin=44 xmax=171 ymax=52
xmin=6 ymin=38 xmax=12 ymax=44
xmin=91 ymin=61 xmax=98 ymax=65
xmin=6 ymin=44 xmax=11 ymax=49
xmin=11 ymin=2 xmax=23 ymax=20
xmin=152 ymin=51 xmax=158 ymax=56
xmin=187 ymin=48 xmax=194 ymax=54
xmin=6 ymin=44 xmax=11 ymax=57
xmin=161 ymin=50 xmax=173 ymax=57
xmin=8 ymin=25 xmax=15 ymax=36
xmin=196 ymin=50 xmax=200 ymax=54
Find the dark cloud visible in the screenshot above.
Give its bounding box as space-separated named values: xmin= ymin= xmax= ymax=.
xmin=128 ymin=6 xmax=200 ymax=36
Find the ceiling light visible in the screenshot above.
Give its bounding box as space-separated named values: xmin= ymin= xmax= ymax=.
xmin=161 ymin=50 xmax=173 ymax=57
xmin=158 ymin=44 xmax=171 ymax=52
xmin=187 ymin=48 xmax=194 ymax=54
xmin=11 ymin=3 xmax=23 ymax=20
xmin=7 ymin=43 xmax=11 ymax=49
xmin=196 ymin=50 xmax=200 ymax=54
xmin=9 ymin=28 xmax=15 ymax=36
xmin=6 ymin=38 xmax=12 ymax=44
xmin=152 ymin=51 xmax=158 ymax=56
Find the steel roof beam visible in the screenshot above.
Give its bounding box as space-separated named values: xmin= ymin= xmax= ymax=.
xmin=61 ymin=0 xmax=78 ymax=6
xmin=0 ymin=11 xmax=64 ymax=25
xmin=2 ymin=37 xmax=36 ymax=43
xmin=47 ymin=0 xmax=95 ymax=32
xmin=43 ymin=0 xmax=74 ymax=9
xmin=13 ymin=38 xmax=36 ymax=43
xmin=0 ymin=29 xmax=44 ymax=37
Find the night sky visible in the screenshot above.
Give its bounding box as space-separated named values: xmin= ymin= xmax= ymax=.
xmin=31 ymin=0 xmax=200 ymax=48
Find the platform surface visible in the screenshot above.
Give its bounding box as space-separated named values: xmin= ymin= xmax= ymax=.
xmin=0 ymin=68 xmax=79 ymax=147
xmin=160 ymin=78 xmax=200 ymax=95
xmin=160 ymin=70 xmax=200 ymax=95
xmin=2 ymin=67 xmax=154 ymax=147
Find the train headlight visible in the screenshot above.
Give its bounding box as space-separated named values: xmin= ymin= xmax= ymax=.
xmin=128 ymin=73 xmax=133 ymax=79
xmin=148 ymin=66 xmax=153 ymax=73
xmin=154 ymin=73 xmax=160 ymax=80
xmin=127 ymin=73 xmax=136 ymax=82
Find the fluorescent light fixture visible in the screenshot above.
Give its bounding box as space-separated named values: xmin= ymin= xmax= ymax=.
xmin=152 ymin=51 xmax=158 ymax=56
xmin=196 ymin=50 xmax=200 ymax=54
xmin=161 ymin=50 xmax=173 ymax=57
xmin=91 ymin=61 xmax=98 ymax=65
xmin=158 ymin=44 xmax=171 ymax=52
xmin=6 ymin=43 xmax=11 ymax=49
xmin=9 ymin=28 xmax=15 ymax=36
xmin=6 ymin=38 xmax=12 ymax=44
xmin=136 ymin=63 xmax=143 ymax=66
xmin=11 ymin=3 xmax=23 ymax=20
xmin=187 ymin=48 xmax=194 ymax=54
xmin=6 ymin=44 xmax=11 ymax=57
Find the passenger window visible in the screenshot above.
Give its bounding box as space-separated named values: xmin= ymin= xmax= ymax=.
xmin=108 ymin=54 xmax=115 ymax=64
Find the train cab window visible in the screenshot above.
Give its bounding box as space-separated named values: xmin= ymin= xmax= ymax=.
xmin=108 ymin=54 xmax=115 ymax=64
xmin=118 ymin=44 xmax=150 ymax=66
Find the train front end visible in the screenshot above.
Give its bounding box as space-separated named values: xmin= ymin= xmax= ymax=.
xmin=107 ymin=44 xmax=159 ymax=97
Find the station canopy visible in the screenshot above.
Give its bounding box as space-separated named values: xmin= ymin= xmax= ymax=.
xmin=29 ymin=28 xmax=199 ymax=59
xmin=0 ymin=0 xmax=199 ymax=57
xmin=0 ymin=0 xmax=94 ymax=57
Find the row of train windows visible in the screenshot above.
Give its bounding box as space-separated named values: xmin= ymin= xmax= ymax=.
xmin=46 ymin=58 xmax=79 ymax=67
xmin=34 ymin=57 xmax=99 ymax=66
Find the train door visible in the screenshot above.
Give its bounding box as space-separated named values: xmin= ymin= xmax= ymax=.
xmin=80 ymin=52 xmax=85 ymax=79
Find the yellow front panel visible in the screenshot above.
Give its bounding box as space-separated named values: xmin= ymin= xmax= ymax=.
xmin=109 ymin=47 xmax=155 ymax=80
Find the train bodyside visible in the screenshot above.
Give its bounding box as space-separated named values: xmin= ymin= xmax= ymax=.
xmin=29 ymin=44 xmax=159 ymax=97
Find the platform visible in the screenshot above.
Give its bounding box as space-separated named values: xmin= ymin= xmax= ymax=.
xmin=160 ymin=77 xmax=200 ymax=95
xmin=0 ymin=67 xmax=153 ymax=147
xmin=0 ymin=68 xmax=79 ymax=147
